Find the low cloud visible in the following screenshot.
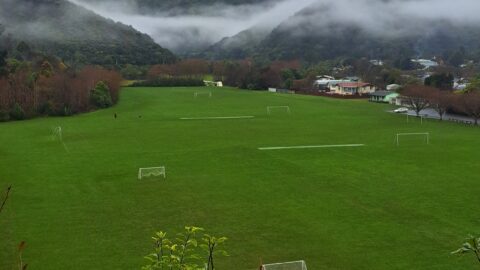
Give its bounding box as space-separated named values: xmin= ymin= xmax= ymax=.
xmin=68 ymin=0 xmax=480 ymax=53
xmin=68 ymin=0 xmax=316 ymax=53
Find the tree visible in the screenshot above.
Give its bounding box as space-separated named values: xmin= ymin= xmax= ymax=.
xmin=424 ymin=73 xmax=454 ymax=90
xmin=454 ymin=91 xmax=480 ymax=125
xmin=428 ymin=89 xmax=452 ymax=120
xmin=465 ymin=76 xmax=480 ymax=93
xmin=452 ymin=235 xmax=480 ymax=264
xmin=90 ymin=81 xmax=113 ymax=108
xmin=400 ymin=85 xmax=436 ymax=116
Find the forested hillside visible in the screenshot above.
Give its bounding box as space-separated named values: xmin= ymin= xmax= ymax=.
xmin=205 ymin=2 xmax=480 ymax=67
xmin=0 ymin=0 xmax=176 ymax=65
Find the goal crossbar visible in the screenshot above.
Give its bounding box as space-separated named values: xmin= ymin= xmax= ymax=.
xmin=262 ymin=260 xmax=307 ymax=270
xmin=395 ymin=132 xmax=430 ymax=146
xmin=138 ymin=167 xmax=166 ymax=180
xmin=267 ymin=106 xmax=291 ymax=115
xmin=194 ymin=92 xmax=212 ymax=98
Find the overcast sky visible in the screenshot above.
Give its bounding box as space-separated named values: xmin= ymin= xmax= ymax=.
xmin=68 ymin=0 xmax=480 ymax=52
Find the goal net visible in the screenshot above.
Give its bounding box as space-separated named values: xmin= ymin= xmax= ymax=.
xmin=194 ymin=92 xmax=212 ymax=98
xmin=51 ymin=126 xmax=63 ymax=141
xmin=267 ymin=106 xmax=291 ymax=115
xmin=138 ymin=167 xmax=166 ymax=180
xmin=395 ymin=132 xmax=430 ymax=146
xmin=262 ymin=261 xmax=307 ymax=270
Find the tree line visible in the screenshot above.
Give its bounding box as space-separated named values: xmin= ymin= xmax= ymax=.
xmin=401 ymin=81 xmax=480 ymax=125
xmin=0 ymin=56 xmax=122 ymax=122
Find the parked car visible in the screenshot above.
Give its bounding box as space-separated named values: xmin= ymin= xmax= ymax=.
xmin=394 ymin=107 xmax=409 ymax=113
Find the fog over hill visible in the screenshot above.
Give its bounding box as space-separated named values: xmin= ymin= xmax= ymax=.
xmin=68 ymin=0 xmax=316 ymax=53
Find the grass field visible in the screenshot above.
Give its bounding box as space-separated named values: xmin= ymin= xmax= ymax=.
xmin=1 ymin=86 xmax=480 ymax=269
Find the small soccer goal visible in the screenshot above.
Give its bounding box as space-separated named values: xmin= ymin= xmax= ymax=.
xmin=51 ymin=126 xmax=63 ymax=141
xmin=138 ymin=167 xmax=166 ymax=180
xmin=407 ymin=114 xmax=426 ymax=124
xmin=262 ymin=260 xmax=307 ymax=270
xmin=267 ymin=106 xmax=291 ymax=115
xmin=395 ymin=132 xmax=430 ymax=146
xmin=194 ymin=92 xmax=212 ymax=98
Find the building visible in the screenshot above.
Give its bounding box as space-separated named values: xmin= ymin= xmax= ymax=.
xmin=330 ymin=82 xmax=376 ymax=96
xmin=411 ymin=59 xmax=439 ymax=69
xmin=369 ymin=91 xmax=400 ymax=103
xmin=386 ymin=84 xmax=401 ymax=91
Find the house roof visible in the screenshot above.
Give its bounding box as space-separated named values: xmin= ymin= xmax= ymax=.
xmin=370 ymin=91 xmax=397 ymax=97
xmin=337 ymin=82 xmax=371 ymax=88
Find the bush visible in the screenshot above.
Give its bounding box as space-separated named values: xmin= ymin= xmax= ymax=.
xmin=132 ymin=77 xmax=204 ymax=87
xmin=90 ymin=81 xmax=113 ymax=108
xmin=9 ymin=103 xmax=25 ymax=120
xmin=0 ymin=109 xmax=10 ymax=122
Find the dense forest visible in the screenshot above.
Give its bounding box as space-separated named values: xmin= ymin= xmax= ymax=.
xmin=0 ymin=25 xmax=122 ymax=122
xmin=0 ymin=0 xmax=176 ymax=66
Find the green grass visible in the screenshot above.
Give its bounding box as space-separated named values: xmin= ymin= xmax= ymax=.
xmin=1 ymin=86 xmax=480 ymax=269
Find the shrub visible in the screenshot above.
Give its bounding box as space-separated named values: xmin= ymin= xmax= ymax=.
xmin=0 ymin=109 xmax=10 ymax=122
xmin=9 ymin=103 xmax=25 ymax=120
xmin=90 ymin=81 xmax=113 ymax=108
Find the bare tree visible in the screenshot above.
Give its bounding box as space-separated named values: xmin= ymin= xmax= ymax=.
xmin=428 ymin=89 xmax=453 ymax=120
xmin=401 ymin=85 xmax=436 ymax=116
xmin=454 ymin=91 xmax=480 ymax=125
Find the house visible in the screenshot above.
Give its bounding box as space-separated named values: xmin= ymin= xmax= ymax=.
xmin=330 ymin=82 xmax=376 ymax=96
xmin=386 ymin=84 xmax=401 ymax=91
xmin=203 ymin=81 xmax=223 ymax=87
xmin=369 ymin=91 xmax=400 ymax=103
xmin=411 ymin=59 xmax=439 ymax=69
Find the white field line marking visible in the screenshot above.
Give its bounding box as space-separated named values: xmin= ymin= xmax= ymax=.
xmin=258 ymin=144 xmax=365 ymax=151
xmin=180 ymin=116 xmax=255 ymax=120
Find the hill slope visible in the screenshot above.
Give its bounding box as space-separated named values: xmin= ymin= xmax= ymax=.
xmin=206 ymin=2 xmax=480 ymax=65
xmin=0 ymin=0 xmax=176 ymax=65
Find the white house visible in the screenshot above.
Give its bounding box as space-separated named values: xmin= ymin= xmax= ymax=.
xmin=329 ymin=82 xmax=376 ymax=96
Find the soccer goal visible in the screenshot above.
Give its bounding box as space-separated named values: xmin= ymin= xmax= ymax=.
xmin=194 ymin=92 xmax=212 ymax=98
xmin=138 ymin=167 xmax=166 ymax=180
xmin=51 ymin=126 xmax=63 ymax=141
xmin=407 ymin=114 xmax=426 ymax=124
xmin=267 ymin=106 xmax=291 ymax=115
xmin=395 ymin=132 xmax=430 ymax=146
xmin=262 ymin=260 xmax=307 ymax=270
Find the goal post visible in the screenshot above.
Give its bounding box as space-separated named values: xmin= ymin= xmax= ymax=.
xmin=267 ymin=106 xmax=291 ymax=115
xmin=51 ymin=126 xmax=63 ymax=141
xmin=262 ymin=260 xmax=307 ymax=270
xmin=138 ymin=167 xmax=166 ymax=180
xmin=395 ymin=132 xmax=430 ymax=146
xmin=407 ymin=114 xmax=426 ymax=124
xmin=194 ymin=92 xmax=212 ymax=98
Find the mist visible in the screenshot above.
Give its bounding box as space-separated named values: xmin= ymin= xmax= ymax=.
xmin=279 ymin=0 xmax=480 ymax=37
xmin=68 ymin=0 xmax=316 ymax=53
xmin=67 ymin=0 xmax=480 ymax=53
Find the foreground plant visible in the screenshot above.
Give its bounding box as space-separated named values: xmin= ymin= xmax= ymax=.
xmin=452 ymin=235 xmax=480 ymax=264
xmin=143 ymin=226 xmax=227 ymax=270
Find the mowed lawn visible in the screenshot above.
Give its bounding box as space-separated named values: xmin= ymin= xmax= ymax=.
xmin=1 ymin=86 xmax=480 ymax=270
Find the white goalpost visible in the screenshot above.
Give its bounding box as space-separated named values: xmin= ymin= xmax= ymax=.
xmin=194 ymin=92 xmax=212 ymax=98
xmin=395 ymin=132 xmax=430 ymax=146
xmin=267 ymin=106 xmax=291 ymax=115
xmin=51 ymin=126 xmax=63 ymax=141
xmin=262 ymin=260 xmax=307 ymax=270
xmin=407 ymin=114 xmax=426 ymax=124
xmin=138 ymin=167 xmax=166 ymax=180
